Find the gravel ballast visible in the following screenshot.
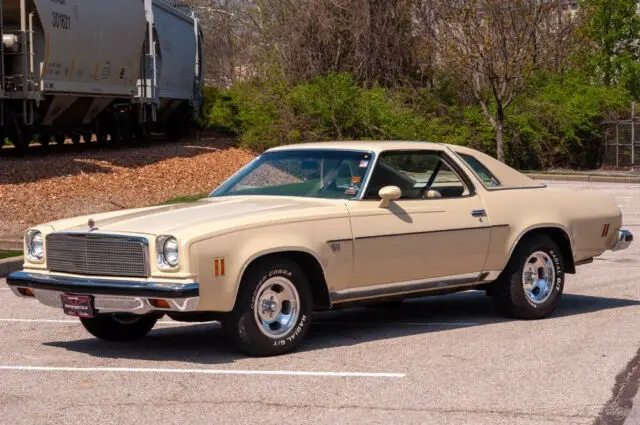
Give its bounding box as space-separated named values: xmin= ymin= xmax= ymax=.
xmin=0 ymin=135 xmax=255 ymax=240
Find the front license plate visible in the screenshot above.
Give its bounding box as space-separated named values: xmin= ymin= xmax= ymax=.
xmin=60 ymin=294 xmax=95 ymax=318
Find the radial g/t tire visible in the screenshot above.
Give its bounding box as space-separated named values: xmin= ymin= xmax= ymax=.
xmin=493 ymin=234 xmax=565 ymax=320
xmin=223 ymin=257 xmax=313 ymax=357
xmin=80 ymin=313 xmax=157 ymax=341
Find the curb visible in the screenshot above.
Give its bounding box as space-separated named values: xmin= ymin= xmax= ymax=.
xmin=526 ymin=173 xmax=640 ymax=184
xmin=0 ymin=256 xmax=23 ymax=278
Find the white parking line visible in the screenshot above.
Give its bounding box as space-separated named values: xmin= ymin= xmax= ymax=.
xmin=0 ymin=365 xmax=406 ymax=378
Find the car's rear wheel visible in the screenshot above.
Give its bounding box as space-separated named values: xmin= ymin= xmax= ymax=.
xmin=80 ymin=313 xmax=157 ymax=341
xmin=493 ymin=234 xmax=565 ymax=319
xmin=223 ymin=257 xmax=312 ymax=356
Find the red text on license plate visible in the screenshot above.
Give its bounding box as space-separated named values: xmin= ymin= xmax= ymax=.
xmin=60 ymin=294 xmax=95 ymax=318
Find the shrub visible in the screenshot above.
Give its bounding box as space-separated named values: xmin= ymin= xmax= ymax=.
xmin=507 ymin=71 xmax=631 ymax=169
xmin=199 ymin=71 xmax=631 ymax=169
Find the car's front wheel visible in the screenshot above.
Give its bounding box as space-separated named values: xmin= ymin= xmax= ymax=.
xmin=80 ymin=313 xmax=158 ymax=341
xmin=223 ymin=257 xmax=312 ymax=356
xmin=493 ymin=234 xmax=565 ymax=319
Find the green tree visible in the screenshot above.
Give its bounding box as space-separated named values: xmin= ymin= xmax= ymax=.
xmin=581 ymin=0 xmax=640 ymax=98
xmin=431 ymin=0 xmax=574 ymax=162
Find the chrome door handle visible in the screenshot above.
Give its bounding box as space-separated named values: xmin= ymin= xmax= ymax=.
xmin=471 ymin=209 xmax=487 ymax=217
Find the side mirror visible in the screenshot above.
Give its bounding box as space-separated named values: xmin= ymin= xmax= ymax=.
xmin=378 ymin=186 xmax=401 ymax=208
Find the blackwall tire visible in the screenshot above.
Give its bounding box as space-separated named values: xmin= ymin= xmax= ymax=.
xmin=80 ymin=313 xmax=157 ymax=342
xmin=493 ymin=234 xmax=565 ymax=320
xmin=223 ymin=257 xmax=313 ymax=357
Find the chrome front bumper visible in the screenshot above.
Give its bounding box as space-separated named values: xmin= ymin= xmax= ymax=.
xmin=612 ymin=229 xmax=634 ymax=251
xmin=6 ymin=271 xmax=199 ymax=315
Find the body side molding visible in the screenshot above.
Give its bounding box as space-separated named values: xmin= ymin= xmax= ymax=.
xmin=330 ymin=271 xmax=501 ymax=303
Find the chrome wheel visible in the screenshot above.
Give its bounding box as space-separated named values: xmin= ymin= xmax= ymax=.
xmin=522 ymin=251 xmax=556 ymax=304
xmin=253 ymin=276 xmax=300 ymax=338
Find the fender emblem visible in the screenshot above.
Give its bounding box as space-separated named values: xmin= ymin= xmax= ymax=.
xmin=88 ymin=218 xmax=99 ymax=232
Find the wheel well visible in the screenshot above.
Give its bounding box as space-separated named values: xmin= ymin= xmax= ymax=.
xmin=242 ymin=251 xmax=332 ymax=310
xmin=515 ymin=227 xmax=575 ymax=274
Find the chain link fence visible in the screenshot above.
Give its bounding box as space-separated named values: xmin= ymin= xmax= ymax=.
xmin=602 ymin=103 xmax=639 ymax=168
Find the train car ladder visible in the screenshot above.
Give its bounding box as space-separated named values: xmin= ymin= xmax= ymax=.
xmin=139 ymin=0 xmax=159 ymax=123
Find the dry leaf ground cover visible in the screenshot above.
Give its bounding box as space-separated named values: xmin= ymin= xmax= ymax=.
xmin=0 ymin=134 xmax=256 ymax=240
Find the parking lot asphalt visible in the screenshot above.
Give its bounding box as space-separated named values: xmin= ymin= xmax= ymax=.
xmin=0 ymin=180 xmax=639 ymax=425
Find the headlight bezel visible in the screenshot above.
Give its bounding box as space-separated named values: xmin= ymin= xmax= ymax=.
xmin=26 ymin=230 xmax=45 ymax=262
xmin=156 ymin=235 xmax=179 ymax=269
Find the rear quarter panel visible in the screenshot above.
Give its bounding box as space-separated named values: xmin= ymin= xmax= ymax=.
xmin=481 ymin=186 xmax=622 ymax=272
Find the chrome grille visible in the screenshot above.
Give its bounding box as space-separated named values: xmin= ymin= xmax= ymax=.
xmin=46 ymin=233 xmax=149 ymax=278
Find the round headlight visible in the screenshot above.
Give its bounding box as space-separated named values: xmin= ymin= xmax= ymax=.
xmin=163 ymin=237 xmax=179 ymax=267
xmin=27 ymin=230 xmax=44 ymax=261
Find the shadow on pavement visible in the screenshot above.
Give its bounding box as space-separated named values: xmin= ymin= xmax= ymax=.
xmin=43 ymin=291 xmax=640 ymax=364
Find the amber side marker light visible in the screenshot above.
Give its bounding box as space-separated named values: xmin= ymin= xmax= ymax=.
xmin=17 ymin=288 xmax=34 ymax=297
xmin=149 ymin=298 xmax=170 ymax=309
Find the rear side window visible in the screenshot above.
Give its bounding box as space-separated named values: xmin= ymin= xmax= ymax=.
xmin=459 ymin=153 xmax=500 ymax=187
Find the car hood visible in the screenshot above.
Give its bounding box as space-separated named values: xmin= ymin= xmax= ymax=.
xmin=48 ymin=196 xmax=348 ymax=239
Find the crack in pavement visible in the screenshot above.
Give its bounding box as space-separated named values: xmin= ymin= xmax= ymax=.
xmin=594 ymin=346 xmax=640 ymax=425
xmin=50 ymin=398 xmax=600 ymax=422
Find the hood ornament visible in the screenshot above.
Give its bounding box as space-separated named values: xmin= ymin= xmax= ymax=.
xmin=88 ymin=218 xmax=99 ymax=232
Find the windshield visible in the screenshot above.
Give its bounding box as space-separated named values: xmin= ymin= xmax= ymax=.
xmin=211 ymin=149 xmax=374 ymax=199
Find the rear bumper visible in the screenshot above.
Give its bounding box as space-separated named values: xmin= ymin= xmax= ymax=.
xmin=6 ymin=271 xmax=200 ymax=315
xmin=612 ymin=229 xmax=633 ymax=251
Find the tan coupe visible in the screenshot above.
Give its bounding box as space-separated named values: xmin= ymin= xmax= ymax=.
xmin=7 ymin=141 xmax=633 ymax=356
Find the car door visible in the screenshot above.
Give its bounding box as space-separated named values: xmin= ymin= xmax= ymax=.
xmin=344 ymin=149 xmax=491 ymax=296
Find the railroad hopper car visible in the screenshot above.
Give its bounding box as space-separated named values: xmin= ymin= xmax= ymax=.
xmin=0 ymin=0 xmax=203 ymax=149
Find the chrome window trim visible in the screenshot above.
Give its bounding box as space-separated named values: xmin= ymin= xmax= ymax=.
xmin=446 ymin=146 xmax=547 ymax=191
xmin=360 ymin=148 xmax=476 ymax=200
xmin=209 ymin=148 xmax=377 ymax=201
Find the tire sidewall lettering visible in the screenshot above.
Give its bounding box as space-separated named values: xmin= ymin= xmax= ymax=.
xmin=248 ymin=266 xmax=308 ymax=349
xmin=548 ymin=248 xmax=563 ymax=292
xmin=273 ymin=314 xmax=307 ymax=347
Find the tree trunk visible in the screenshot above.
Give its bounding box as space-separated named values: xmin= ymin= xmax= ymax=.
xmin=495 ymin=119 xmax=505 ymax=163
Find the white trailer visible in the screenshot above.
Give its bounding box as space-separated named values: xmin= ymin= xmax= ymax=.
xmin=0 ymin=0 xmax=203 ymax=149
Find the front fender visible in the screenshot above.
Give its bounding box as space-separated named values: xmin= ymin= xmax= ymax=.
xmin=191 ymin=218 xmax=352 ymax=311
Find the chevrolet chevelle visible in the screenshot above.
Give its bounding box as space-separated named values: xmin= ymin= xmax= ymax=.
xmin=7 ymin=141 xmax=634 ymax=356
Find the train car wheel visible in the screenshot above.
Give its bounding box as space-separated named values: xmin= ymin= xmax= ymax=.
xmin=39 ymin=133 xmax=51 ymax=147
xmin=8 ymin=118 xmax=32 ymax=152
xmin=82 ymin=131 xmax=93 ymax=144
